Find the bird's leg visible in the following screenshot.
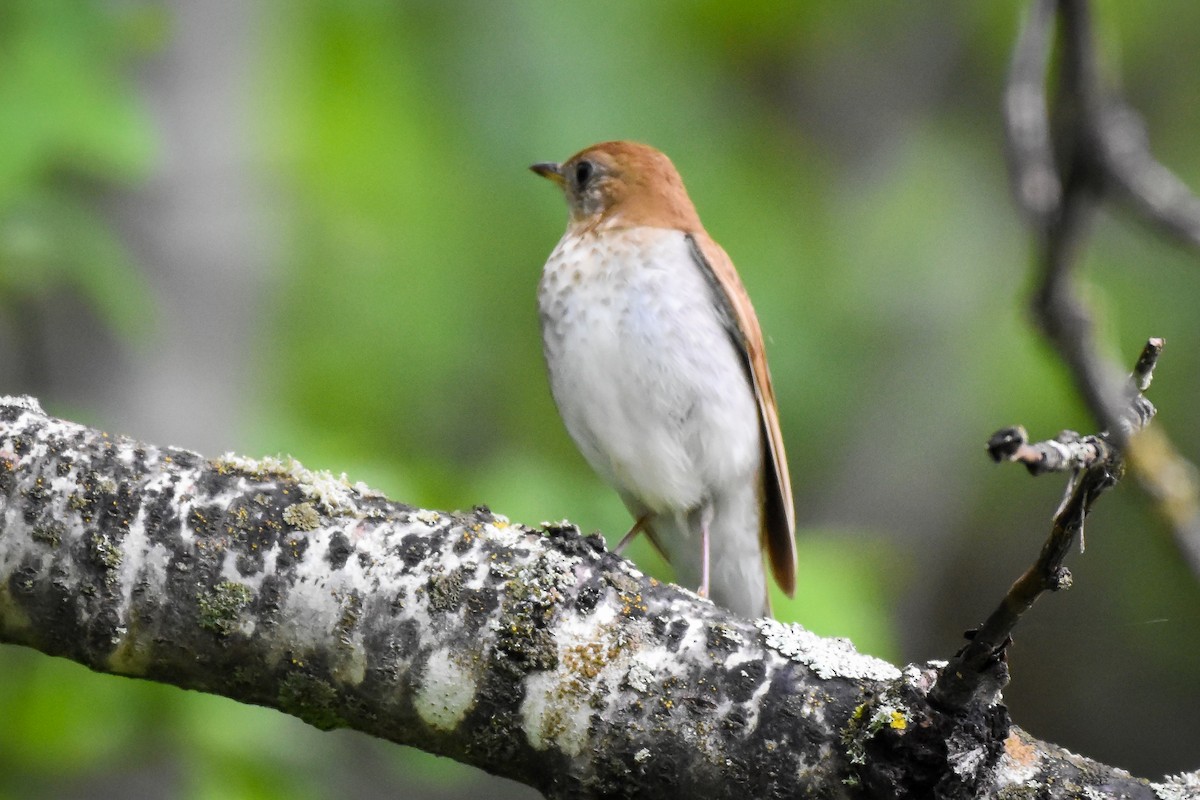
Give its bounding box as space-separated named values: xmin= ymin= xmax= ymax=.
xmin=614 ymin=513 xmax=650 ymax=554
xmin=698 ymin=507 xmax=712 ymax=599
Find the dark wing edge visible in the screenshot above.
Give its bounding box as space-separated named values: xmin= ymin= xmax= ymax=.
xmin=685 ymin=233 xmax=797 ymax=596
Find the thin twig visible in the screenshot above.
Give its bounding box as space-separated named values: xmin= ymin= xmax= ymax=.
xmin=986 ymin=426 xmax=1113 ymax=477
xmin=931 ymin=339 xmax=1161 ymax=711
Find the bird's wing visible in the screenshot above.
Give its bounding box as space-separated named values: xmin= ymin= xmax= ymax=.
xmin=686 ymin=232 xmax=797 ymax=596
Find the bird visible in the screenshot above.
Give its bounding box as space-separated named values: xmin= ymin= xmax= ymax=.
xmin=531 ymin=140 xmax=795 ymax=618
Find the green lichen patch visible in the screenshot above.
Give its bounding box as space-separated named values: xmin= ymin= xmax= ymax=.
xmin=492 ymin=551 xmax=581 ymax=678
xmin=278 ymin=670 xmax=344 ymax=731
xmin=198 ymin=580 xmax=254 ymax=636
xmin=31 ymin=521 xmax=66 ymax=547
xmin=427 ymin=565 xmax=472 ymax=613
xmin=495 ymin=595 xmax=557 ymax=676
xmin=87 ymin=530 xmax=124 ymax=580
xmin=66 ymin=491 xmax=90 ymax=513
xmin=282 ymin=501 xmax=320 ymax=531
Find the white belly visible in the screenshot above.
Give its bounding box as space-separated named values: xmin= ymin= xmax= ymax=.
xmin=538 ymin=226 xmax=760 ymax=515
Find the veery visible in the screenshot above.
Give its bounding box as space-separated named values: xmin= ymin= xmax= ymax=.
xmin=532 ymin=141 xmax=796 ymax=618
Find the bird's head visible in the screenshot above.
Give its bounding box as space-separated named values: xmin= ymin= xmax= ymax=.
xmin=531 ymin=141 xmax=701 ymax=232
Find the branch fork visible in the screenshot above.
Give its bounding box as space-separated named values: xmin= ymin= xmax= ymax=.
xmin=931 ymin=338 xmax=1163 ymax=712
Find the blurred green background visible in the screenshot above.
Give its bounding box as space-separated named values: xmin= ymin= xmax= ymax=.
xmin=2 ymin=0 xmax=1200 ymax=797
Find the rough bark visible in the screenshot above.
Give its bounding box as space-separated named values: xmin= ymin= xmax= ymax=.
xmin=0 ymin=396 xmax=1194 ymax=799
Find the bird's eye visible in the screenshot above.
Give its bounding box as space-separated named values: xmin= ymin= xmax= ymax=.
xmin=574 ymin=160 xmax=594 ymax=186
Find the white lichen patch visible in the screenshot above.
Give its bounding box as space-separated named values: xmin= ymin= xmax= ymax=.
xmin=522 ymin=663 xmax=595 ymax=757
xmin=947 ymin=735 xmax=986 ymax=778
xmin=625 ymin=659 xmax=654 ymax=693
xmin=414 ymin=648 xmax=478 ymax=732
xmin=213 ymin=452 xmax=368 ymax=514
xmin=622 ymin=563 xmax=646 ymax=581
xmin=717 ymin=624 xmax=744 ymax=647
xmin=213 ymin=452 xmax=291 ymax=475
xmin=351 ymin=481 xmax=386 ymax=500
xmin=749 ymin=656 xmax=782 ymax=710
xmin=756 ymin=619 xmax=900 ymax=681
xmin=0 ymin=395 xmax=44 ymax=414
xmin=116 ymin=471 xmax=178 ymax=616
xmin=540 ymin=550 xmax=581 ymax=590
xmin=488 ymin=520 xmax=527 ymax=548
xmin=1153 ymin=770 xmax=1200 ymax=800
xmin=521 ymin=611 xmax=637 ymax=758
xmin=902 ymin=661 xmax=946 ymax=695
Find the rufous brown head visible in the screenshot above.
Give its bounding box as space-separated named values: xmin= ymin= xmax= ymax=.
xmin=532 ymin=141 xmax=702 ymax=232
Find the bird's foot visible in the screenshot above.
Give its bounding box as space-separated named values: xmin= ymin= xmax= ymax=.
xmin=613 ymin=513 xmax=650 ymax=554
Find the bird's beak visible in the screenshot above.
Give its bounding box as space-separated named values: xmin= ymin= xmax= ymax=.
xmin=530 ymin=162 xmax=565 ymax=187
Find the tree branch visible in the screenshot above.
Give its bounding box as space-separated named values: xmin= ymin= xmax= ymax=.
xmin=1004 ymin=0 xmax=1200 ymax=573
xmin=0 ymin=396 xmax=1187 ymax=798
xmin=931 ymin=339 xmax=1159 ymax=712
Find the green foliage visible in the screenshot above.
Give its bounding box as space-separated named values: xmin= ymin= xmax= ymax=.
xmin=0 ymin=650 xmax=138 ymax=771
xmin=0 ymin=0 xmax=160 ymax=336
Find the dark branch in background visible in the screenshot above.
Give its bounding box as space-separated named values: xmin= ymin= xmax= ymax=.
xmin=1003 ymin=0 xmax=1200 ymax=573
xmin=931 ymin=339 xmax=1160 ymax=711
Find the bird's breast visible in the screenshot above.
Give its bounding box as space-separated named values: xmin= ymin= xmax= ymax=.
xmin=538 ymin=227 xmax=760 ymax=513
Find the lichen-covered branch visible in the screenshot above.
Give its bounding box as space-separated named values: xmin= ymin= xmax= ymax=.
xmin=1004 ymin=0 xmax=1200 ymax=574
xmin=0 ymin=396 xmax=1184 ymax=797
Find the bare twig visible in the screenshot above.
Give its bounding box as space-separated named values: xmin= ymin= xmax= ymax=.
xmin=931 ymin=339 xmax=1161 ymax=711
xmin=986 ymin=426 xmax=1114 ymax=477
xmin=1003 ymin=0 xmax=1200 ymax=573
